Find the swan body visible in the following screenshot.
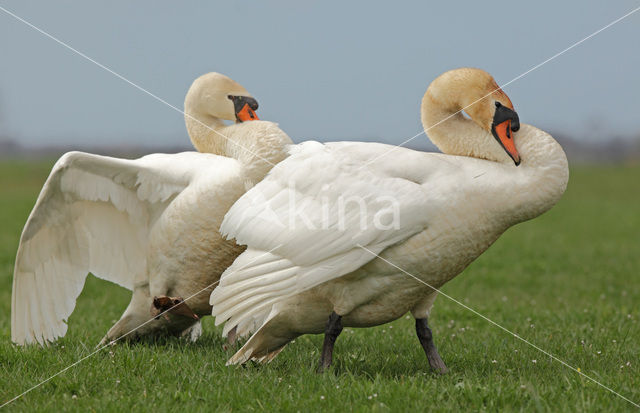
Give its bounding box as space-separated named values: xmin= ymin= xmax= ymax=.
xmin=11 ymin=73 xmax=292 ymax=345
xmin=211 ymin=68 xmax=569 ymax=369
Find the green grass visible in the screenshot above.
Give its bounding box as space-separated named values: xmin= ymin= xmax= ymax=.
xmin=0 ymin=160 xmax=639 ymax=412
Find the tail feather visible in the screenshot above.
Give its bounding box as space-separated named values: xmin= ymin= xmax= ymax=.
xmin=226 ymin=311 xmax=293 ymax=366
xmin=256 ymin=345 xmax=287 ymax=364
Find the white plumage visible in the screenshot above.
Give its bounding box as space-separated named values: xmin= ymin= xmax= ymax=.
xmin=211 ymin=68 xmax=569 ymax=370
xmin=12 ymin=73 xmax=292 ymax=345
xmin=13 ymin=152 xmax=233 ymax=344
xmin=212 ymin=141 xmax=434 ymax=338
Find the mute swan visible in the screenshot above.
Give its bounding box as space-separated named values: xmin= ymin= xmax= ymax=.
xmin=211 ymin=68 xmax=569 ymax=372
xmin=11 ymin=73 xmax=292 ymax=345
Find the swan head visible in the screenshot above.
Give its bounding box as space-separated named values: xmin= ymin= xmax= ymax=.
xmin=422 ymin=68 xmax=522 ymax=166
xmin=185 ymin=72 xmax=259 ymax=123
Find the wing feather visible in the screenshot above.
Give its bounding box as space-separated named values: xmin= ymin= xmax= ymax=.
xmin=211 ymin=142 xmax=434 ymax=337
xmin=12 ymin=151 xmax=229 ymax=345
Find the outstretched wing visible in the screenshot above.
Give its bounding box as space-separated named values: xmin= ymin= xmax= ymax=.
xmin=211 ymin=141 xmax=436 ymax=337
xmin=12 ymin=151 xmax=231 ymax=345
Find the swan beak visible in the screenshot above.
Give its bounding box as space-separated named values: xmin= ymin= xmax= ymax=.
xmin=228 ymin=95 xmax=260 ymax=122
xmin=491 ymin=119 xmax=521 ymax=166
xmin=236 ymin=103 xmax=260 ymax=122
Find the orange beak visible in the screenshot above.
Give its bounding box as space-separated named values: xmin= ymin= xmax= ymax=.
xmin=236 ymin=103 xmax=259 ymax=122
xmin=229 ymin=95 xmax=260 ymax=123
xmin=492 ymin=119 xmax=521 ymax=166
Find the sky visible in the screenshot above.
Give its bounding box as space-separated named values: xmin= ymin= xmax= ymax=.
xmin=1 ymin=1 xmax=639 ymax=149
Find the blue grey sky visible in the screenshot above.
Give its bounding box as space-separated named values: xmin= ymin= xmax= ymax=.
xmin=1 ymin=1 xmax=639 ymax=148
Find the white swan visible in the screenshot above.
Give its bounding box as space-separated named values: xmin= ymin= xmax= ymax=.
xmin=211 ymin=68 xmax=569 ymax=371
xmin=11 ymin=73 xmax=292 ymax=345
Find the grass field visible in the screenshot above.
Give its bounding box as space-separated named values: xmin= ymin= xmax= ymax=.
xmin=0 ymin=160 xmax=638 ymax=412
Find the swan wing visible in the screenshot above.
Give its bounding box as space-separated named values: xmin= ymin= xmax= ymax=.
xmin=12 ymin=151 xmax=231 ymax=345
xmin=211 ymin=141 xmax=433 ymax=337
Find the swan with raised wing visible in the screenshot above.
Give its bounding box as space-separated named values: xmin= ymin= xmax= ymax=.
xmin=211 ymin=68 xmax=569 ymax=372
xmin=11 ymin=73 xmax=292 ymax=345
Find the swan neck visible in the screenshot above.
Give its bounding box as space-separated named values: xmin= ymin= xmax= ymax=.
xmin=184 ymin=110 xmax=229 ymax=155
xmin=499 ymin=126 xmax=569 ymax=225
xmin=421 ymin=70 xmax=518 ymax=164
xmin=420 ymin=69 xmax=569 ymax=230
xmin=225 ymin=121 xmax=293 ymax=183
xmin=184 ymin=104 xmax=293 ymax=182
xmin=421 ymin=89 xmax=499 ymax=162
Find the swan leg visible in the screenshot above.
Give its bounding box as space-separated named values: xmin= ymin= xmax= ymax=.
xmin=415 ymin=317 xmax=448 ymax=374
xmin=98 ymin=288 xmax=164 ymax=346
xmin=98 ymin=313 xmax=147 ymax=347
xmin=318 ymin=311 xmax=343 ymax=372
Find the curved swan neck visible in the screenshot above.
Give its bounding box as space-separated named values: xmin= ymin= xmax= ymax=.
xmin=183 ymin=71 xmax=254 ymax=156
xmin=421 ymin=93 xmax=486 ymax=157
xmin=184 ymin=102 xmax=292 ymax=183
xmin=421 ymin=69 xmax=569 ymax=228
xmin=184 ymin=110 xmax=228 ymax=155
xmin=185 ymin=115 xmax=292 ymax=182
xmin=221 ymin=121 xmax=293 ymax=182
xmin=421 ymin=69 xmax=516 ymax=165
xmin=508 ymin=125 xmax=569 ymax=222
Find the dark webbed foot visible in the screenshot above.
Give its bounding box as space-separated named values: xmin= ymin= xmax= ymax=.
xmin=151 ymin=296 xmax=199 ymax=321
xmin=416 ymin=317 xmax=448 ymax=374
xmin=317 ymin=311 xmax=343 ymax=373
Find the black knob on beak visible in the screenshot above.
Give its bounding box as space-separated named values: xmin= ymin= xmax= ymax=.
xmin=244 ymin=97 xmax=259 ymax=111
xmin=493 ymin=103 xmax=520 ymax=132
xmin=227 ymin=95 xmax=259 ymax=110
